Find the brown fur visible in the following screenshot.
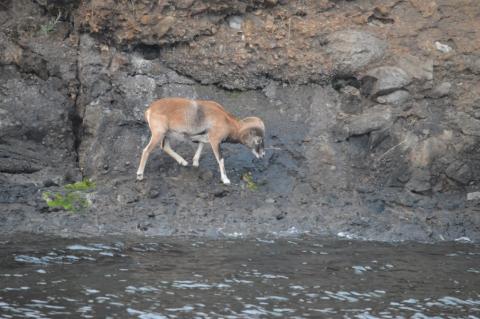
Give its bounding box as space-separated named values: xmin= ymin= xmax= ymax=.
xmin=136 ymin=97 xmax=265 ymax=184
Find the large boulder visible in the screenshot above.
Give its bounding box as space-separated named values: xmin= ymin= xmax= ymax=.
xmin=326 ymin=30 xmax=387 ymax=74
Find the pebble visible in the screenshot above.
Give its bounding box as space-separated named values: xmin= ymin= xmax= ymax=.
xmin=377 ymin=90 xmax=410 ymax=105
xmin=429 ymin=82 xmax=451 ymax=98
xmin=435 ymin=41 xmax=453 ymax=53
xmin=228 ymin=16 xmax=243 ymax=30
xmin=467 ymin=192 xmax=480 ymax=201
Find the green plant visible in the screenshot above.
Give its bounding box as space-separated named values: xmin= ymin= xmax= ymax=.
xmin=42 ymin=191 xmax=89 ymax=212
xmin=39 ymin=11 xmax=62 ymax=35
xmin=242 ymin=172 xmax=258 ymax=191
xmin=64 ymin=179 xmax=96 ymax=191
xmin=42 ymin=178 xmax=95 ymax=212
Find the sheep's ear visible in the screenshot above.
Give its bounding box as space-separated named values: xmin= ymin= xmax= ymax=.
xmin=242 ymin=129 xmax=252 ymax=142
xmin=239 ymin=128 xmax=256 ymax=146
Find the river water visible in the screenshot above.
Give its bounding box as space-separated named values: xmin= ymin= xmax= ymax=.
xmin=0 ymin=235 xmax=479 ymax=318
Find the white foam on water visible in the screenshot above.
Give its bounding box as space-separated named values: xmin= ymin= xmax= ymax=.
xmin=14 ymin=255 xmax=48 ymax=265
xmin=438 ymin=296 xmax=480 ymax=306
xmin=309 ymin=307 xmax=337 ymax=314
xmin=62 ymin=298 xmax=77 ymax=302
xmin=80 ymin=256 xmax=95 ymax=261
xmin=354 ymin=311 xmax=382 ymax=319
xmin=95 ymin=296 xmax=110 ymax=303
xmin=256 ymin=238 xmax=275 ymax=244
xmin=289 ymin=285 xmax=304 ymax=290
xmin=99 ymin=252 xmax=114 ymax=257
xmin=109 ymin=302 xmax=124 ymax=307
xmin=411 ymin=313 xmax=443 ymax=319
xmin=127 ymin=308 xmax=168 ymax=319
xmin=241 ymin=304 xmax=283 ymax=317
xmin=3 ymin=287 xmax=30 ymax=292
xmin=224 ymin=278 xmax=253 ymax=284
xmin=262 ymin=274 xmax=289 ymax=279
xmin=467 ymin=268 xmax=480 ymax=273
xmin=256 ymin=296 xmax=289 ymax=301
xmin=337 ymin=232 xmax=355 ymax=239
xmin=91 ymin=243 xmax=120 ymax=250
xmin=15 ymin=254 xmax=82 ymax=265
xmin=216 ymin=283 xmax=232 ymax=289
xmin=403 ymin=298 xmax=418 ymax=304
xmin=84 ymin=289 xmax=100 ymax=295
xmin=165 ymin=305 xmax=194 ymax=312
xmin=352 ymin=265 xmax=371 ymax=275
xmin=172 ymin=281 xmax=212 ymax=289
xmin=125 ymin=286 xmax=160 ymax=294
xmin=66 ymin=245 xmax=102 ymax=251
xmin=27 ymin=303 xmax=66 ymax=310
xmin=272 ymin=308 xmax=295 ymax=313
xmin=454 ymin=237 xmax=472 ymax=243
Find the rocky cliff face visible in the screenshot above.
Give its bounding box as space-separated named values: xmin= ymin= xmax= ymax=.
xmin=1 ymin=0 xmax=479 ymax=241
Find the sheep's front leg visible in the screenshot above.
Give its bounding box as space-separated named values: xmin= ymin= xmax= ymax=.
xmin=209 ymin=140 xmax=230 ymax=185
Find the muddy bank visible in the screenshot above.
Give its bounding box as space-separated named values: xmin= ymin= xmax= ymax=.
xmin=0 ymin=0 xmax=479 ymax=241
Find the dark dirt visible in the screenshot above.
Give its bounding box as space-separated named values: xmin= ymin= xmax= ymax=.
xmin=0 ymin=0 xmax=479 ymax=242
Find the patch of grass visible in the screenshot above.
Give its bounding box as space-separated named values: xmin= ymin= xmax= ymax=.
xmin=242 ymin=172 xmax=258 ymax=191
xmin=42 ymin=178 xmax=95 ymax=212
xmin=42 ymin=192 xmax=89 ymax=212
xmin=65 ymin=179 xmax=96 ymax=191
xmin=39 ymin=11 xmax=62 ymax=35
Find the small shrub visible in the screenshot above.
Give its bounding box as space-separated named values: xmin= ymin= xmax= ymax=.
xmin=242 ymin=172 xmax=258 ymax=191
xmin=39 ymin=11 xmax=62 ymax=35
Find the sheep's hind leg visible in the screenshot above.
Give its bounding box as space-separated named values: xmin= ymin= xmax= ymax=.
xmin=192 ymin=142 xmax=204 ymax=167
xmin=163 ymin=139 xmax=189 ymax=166
xmin=137 ymin=132 xmax=164 ymax=180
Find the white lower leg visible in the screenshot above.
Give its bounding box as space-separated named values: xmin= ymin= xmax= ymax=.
xmin=164 ymin=142 xmax=188 ymax=166
xmin=136 ymin=149 xmax=149 ymax=180
xmin=219 ymin=158 xmax=230 ymax=185
xmin=192 ymin=143 xmax=204 ymax=167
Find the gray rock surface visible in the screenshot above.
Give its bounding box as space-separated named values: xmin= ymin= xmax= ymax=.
xmin=365 ymin=66 xmax=412 ymax=96
xmin=0 ymin=0 xmax=480 ymax=242
xmin=428 ymin=82 xmax=452 ymax=98
xmin=396 ymin=54 xmax=434 ymax=82
xmin=340 ymin=105 xmax=393 ymax=138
